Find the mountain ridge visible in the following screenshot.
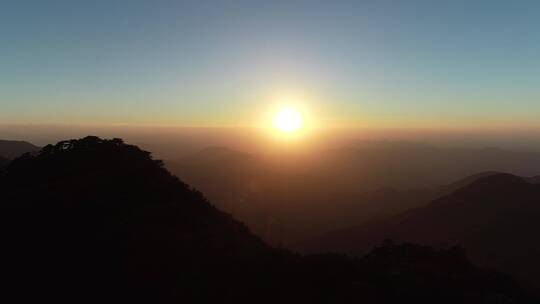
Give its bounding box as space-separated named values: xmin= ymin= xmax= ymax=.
xmin=0 ymin=136 xmax=534 ymax=303
xmin=298 ymin=173 xmax=540 ymax=289
xmin=0 ymin=139 xmax=39 ymax=159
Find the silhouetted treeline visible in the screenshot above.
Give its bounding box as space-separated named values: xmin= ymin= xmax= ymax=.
xmin=0 ymin=137 xmax=535 ymax=303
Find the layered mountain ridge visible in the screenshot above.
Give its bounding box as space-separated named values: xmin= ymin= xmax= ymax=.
xmin=0 ymin=136 xmax=534 ymax=303
xmin=299 ymin=173 xmax=540 ymax=289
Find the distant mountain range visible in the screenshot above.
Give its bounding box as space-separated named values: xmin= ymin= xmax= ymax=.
xmin=298 ymin=173 xmax=540 ymax=289
xmin=0 ymin=139 xmax=39 ymax=159
xmin=166 ymin=142 xmax=540 ymax=245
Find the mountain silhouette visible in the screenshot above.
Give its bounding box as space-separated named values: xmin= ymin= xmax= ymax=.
xmin=0 ymin=137 xmax=535 ymax=303
xmin=0 ymin=139 xmax=39 ymax=159
xmin=525 ymin=175 xmax=540 ymax=184
xmin=167 ymin=142 xmax=540 ymax=245
xmin=0 ymin=137 xmax=271 ymax=302
xmin=299 ymin=173 xmax=540 ymax=290
xmin=438 ymin=171 xmax=501 ymax=193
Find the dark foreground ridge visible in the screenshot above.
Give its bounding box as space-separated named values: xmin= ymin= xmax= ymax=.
xmin=0 ymin=156 xmax=8 ymax=167
xmin=0 ymin=136 xmax=535 ymax=303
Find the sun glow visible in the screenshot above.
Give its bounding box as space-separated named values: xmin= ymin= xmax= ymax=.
xmin=273 ymin=107 xmax=304 ymax=133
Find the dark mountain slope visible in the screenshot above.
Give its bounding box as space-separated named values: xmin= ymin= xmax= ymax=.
xmin=439 ymin=171 xmax=501 ymax=193
xmin=0 ymin=139 xmax=39 ymax=159
xmin=299 ymin=173 xmax=540 ymax=289
xmin=0 ymin=137 xmax=270 ymax=302
xmin=0 ymin=137 xmax=534 ymax=303
xmin=525 ymin=175 xmax=540 ymax=184
xmin=332 ymin=171 xmax=505 ymax=226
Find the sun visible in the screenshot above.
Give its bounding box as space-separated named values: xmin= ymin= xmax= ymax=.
xmin=273 ymin=107 xmax=304 ymax=133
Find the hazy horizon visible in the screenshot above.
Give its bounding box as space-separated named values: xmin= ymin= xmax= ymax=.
xmin=2 ymin=123 xmax=540 ymax=156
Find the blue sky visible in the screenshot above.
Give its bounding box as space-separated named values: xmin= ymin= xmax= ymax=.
xmin=1 ymin=0 xmax=539 ymax=128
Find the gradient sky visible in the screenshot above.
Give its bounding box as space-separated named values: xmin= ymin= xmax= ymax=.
xmin=1 ymin=0 xmax=539 ymax=128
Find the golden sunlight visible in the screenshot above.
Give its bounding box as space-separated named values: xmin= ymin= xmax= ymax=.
xmin=273 ymin=107 xmax=304 ymax=133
